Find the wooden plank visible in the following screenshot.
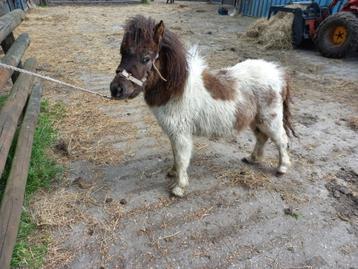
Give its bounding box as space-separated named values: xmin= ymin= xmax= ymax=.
xmin=0 ymin=33 xmax=30 ymax=89
xmin=0 ymin=58 xmax=37 ymax=178
xmin=0 ymin=9 xmax=25 ymax=44
xmin=1 ymin=33 xmax=21 ymax=83
xmin=0 ymin=82 xmax=42 ymax=269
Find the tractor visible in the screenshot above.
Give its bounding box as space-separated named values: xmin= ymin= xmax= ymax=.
xmin=268 ymin=0 xmax=358 ymax=58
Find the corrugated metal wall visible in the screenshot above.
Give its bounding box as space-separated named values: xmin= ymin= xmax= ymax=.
xmin=1 ymin=0 xmax=29 ymax=14
xmin=240 ymin=0 xmax=346 ymax=17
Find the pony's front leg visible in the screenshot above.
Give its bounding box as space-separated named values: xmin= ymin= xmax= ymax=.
xmin=168 ymin=133 xmax=192 ymax=197
xmin=167 ymin=139 xmax=177 ymax=178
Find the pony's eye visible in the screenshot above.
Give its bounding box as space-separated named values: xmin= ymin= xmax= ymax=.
xmin=142 ymin=56 xmax=151 ymax=64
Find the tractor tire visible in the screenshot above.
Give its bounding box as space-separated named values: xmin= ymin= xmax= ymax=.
xmin=292 ymin=12 xmax=304 ymax=48
xmin=315 ymin=12 xmax=358 ymax=58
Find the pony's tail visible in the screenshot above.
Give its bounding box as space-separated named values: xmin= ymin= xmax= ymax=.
xmin=283 ymin=76 xmax=298 ymax=138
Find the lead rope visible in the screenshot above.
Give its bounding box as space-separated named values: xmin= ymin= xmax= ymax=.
xmin=153 ymin=62 xmax=167 ymax=82
xmin=153 ymin=53 xmax=167 ymax=82
xmin=0 ymin=62 xmax=113 ymax=100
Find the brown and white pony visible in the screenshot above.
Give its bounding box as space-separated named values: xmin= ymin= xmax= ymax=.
xmin=110 ymin=16 xmax=296 ymax=197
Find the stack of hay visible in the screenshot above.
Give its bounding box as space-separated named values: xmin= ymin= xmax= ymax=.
xmin=243 ymin=6 xmax=303 ymax=50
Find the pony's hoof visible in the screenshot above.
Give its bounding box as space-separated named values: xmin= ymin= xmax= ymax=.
xmin=242 ymin=157 xmax=256 ymax=164
xmin=276 ymin=166 xmax=288 ymax=176
xmin=167 ymin=168 xmax=177 ymax=178
xmin=171 ymin=186 xmax=185 ymax=197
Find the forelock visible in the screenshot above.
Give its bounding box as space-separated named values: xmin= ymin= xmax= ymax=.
xmin=123 ymin=15 xmax=156 ymax=47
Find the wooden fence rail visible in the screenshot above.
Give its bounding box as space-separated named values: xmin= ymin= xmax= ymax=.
xmin=0 ymin=9 xmax=25 ymax=42
xmin=0 ymin=33 xmax=31 ymax=89
xmin=0 ymin=8 xmax=41 ymax=269
xmin=0 ymin=82 xmax=42 ymax=269
xmin=0 ymin=58 xmax=37 ymax=177
xmin=0 ymin=10 xmax=27 ymax=84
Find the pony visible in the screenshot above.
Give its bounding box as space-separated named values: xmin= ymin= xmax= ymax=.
xmin=110 ymin=16 xmax=296 ymax=197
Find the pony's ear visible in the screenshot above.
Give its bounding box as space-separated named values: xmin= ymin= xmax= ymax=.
xmin=153 ymin=20 xmax=165 ymax=44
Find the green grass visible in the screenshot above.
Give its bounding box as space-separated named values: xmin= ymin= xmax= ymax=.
xmin=0 ymin=98 xmax=64 ymax=268
xmin=38 ymin=0 xmax=48 ymax=7
xmin=10 ymin=211 xmax=49 ymax=268
xmin=0 ymin=95 xmax=7 ymax=107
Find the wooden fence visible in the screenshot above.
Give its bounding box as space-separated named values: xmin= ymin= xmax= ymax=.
xmin=0 ymin=9 xmax=42 ymax=269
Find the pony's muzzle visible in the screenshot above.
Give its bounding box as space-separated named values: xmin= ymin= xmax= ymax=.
xmin=110 ymin=81 xmax=124 ymax=99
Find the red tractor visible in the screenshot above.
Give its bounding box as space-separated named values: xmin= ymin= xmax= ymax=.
xmin=269 ymin=0 xmax=358 ymax=58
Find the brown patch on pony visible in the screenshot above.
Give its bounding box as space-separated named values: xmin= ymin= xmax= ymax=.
xmin=202 ymin=69 xmax=236 ymax=100
xmin=121 ymin=16 xmax=188 ymax=107
xmin=282 ymin=74 xmax=297 ymax=137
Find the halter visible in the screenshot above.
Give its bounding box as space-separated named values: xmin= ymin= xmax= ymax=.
xmin=118 ymin=54 xmax=167 ymax=87
xmin=118 ymin=69 xmax=146 ymax=87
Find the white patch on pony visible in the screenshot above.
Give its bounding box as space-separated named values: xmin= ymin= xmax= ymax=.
xmin=151 ymin=47 xmax=291 ymax=196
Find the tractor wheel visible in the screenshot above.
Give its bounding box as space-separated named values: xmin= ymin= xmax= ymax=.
xmin=292 ymin=12 xmax=304 ymax=48
xmin=315 ymin=12 xmax=358 ymax=58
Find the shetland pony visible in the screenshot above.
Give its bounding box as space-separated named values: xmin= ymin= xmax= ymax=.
xmin=110 ymin=16 xmax=296 ymax=197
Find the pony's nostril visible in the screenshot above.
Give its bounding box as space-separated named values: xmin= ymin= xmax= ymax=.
xmin=110 ymin=83 xmax=120 ymax=97
xmin=110 ymin=84 xmax=116 ymax=92
xmin=117 ymin=87 xmax=124 ymax=96
xmin=110 ymin=81 xmax=126 ymax=98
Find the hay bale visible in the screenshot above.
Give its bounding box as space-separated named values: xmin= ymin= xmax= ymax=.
xmin=245 ymin=18 xmax=268 ymax=38
xmin=243 ymin=5 xmax=303 ymax=50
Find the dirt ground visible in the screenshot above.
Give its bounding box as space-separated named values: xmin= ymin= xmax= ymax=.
xmin=15 ymin=1 xmax=358 ymax=268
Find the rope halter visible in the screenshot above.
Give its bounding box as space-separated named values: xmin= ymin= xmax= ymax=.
xmin=118 ymin=69 xmax=146 ymax=87
xmin=118 ymin=54 xmax=167 ymax=87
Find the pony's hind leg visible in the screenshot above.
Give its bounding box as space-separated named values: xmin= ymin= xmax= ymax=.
xmin=168 ymin=133 xmax=192 ymax=197
xmin=242 ymin=127 xmax=268 ymax=164
xmin=271 ymin=128 xmax=290 ymax=175
xmin=259 ymin=118 xmax=291 ymax=175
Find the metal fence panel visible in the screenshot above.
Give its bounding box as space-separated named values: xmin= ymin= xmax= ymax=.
xmin=3 ymin=0 xmax=28 ymax=12
xmin=241 ymin=0 xmax=346 ymax=17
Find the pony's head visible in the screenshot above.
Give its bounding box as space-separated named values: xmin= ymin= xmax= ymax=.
xmin=110 ymin=16 xmax=165 ymax=99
